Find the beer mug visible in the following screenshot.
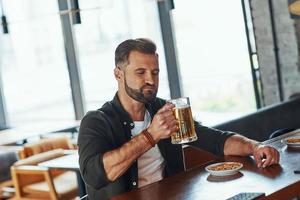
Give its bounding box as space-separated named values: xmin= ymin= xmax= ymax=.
xmin=168 ymin=97 xmax=197 ymax=144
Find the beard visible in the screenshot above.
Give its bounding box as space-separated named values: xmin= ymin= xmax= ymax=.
xmin=124 ymin=77 xmax=157 ymax=104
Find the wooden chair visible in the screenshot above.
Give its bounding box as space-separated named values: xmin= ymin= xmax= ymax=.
xmin=11 ymin=137 xmax=78 ymax=200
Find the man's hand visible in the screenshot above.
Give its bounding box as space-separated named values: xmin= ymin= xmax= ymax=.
xmin=147 ymin=103 xmax=177 ymax=142
xmin=224 ymin=135 xmax=280 ymax=168
xmin=252 ymin=144 xmax=280 ymax=168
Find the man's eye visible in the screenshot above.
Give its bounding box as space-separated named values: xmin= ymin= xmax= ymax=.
xmin=136 ymin=71 xmax=144 ymax=75
xmin=152 ymin=71 xmax=159 ymax=75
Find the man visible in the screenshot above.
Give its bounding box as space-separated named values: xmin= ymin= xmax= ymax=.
xmin=78 ymin=38 xmax=279 ymax=200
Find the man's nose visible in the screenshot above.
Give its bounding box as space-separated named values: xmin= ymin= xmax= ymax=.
xmin=145 ymin=73 xmax=156 ymax=85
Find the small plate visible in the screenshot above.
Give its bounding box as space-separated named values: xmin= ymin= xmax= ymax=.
xmin=282 ymin=136 xmax=300 ymax=148
xmin=205 ymin=162 xmax=243 ymax=176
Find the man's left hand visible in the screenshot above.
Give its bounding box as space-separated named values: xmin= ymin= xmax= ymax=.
xmin=252 ymin=144 xmax=280 ymax=168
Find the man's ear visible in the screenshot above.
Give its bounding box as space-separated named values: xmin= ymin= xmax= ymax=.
xmin=114 ymin=67 xmax=122 ymax=80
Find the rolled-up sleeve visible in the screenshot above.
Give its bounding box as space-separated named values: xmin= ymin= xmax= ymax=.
xmin=78 ymin=111 xmax=112 ymax=189
xmin=190 ymin=121 xmax=235 ymax=156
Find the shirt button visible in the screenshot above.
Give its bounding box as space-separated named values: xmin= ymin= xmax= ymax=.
xmin=132 ymin=181 xmax=136 ymax=186
xmin=130 ymin=123 xmax=134 ymax=127
xmin=123 ymin=122 xmax=127 ymax=125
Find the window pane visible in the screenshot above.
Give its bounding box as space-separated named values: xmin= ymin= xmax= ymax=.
xmin=172 ymin=0 xmax=256 ymax=125
xmin=74 ymin=0 xmax=170 ymax=111
xmin=0 ymin=0 xmax=75 ymax=125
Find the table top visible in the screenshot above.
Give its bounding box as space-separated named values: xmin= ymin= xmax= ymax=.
xmin=38 ymin=151 xmax=79 ymax=171
xmin=0 ymin=120 xmax=80 ymax=145
xmin=112 ymin=129 xmax=300 ymax=200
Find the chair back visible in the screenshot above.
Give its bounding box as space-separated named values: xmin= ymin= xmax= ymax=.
xmin=214 ymin=97 xmax=300 ymax=141
xmin=18 ymin=136 xmax=74 ymax=159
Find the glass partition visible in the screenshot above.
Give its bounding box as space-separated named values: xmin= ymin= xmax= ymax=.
xmin=0 ymin=0 xmax=74 ymax=125
xmin=171 ymin=0 xmax=256 ymax=125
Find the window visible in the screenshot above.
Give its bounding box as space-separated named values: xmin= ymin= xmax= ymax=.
xmin=73 ymin=0 xmax=170 ymax=111
xmin=171 ymin=0 xmax=256 ymax=125
xmin=0 ymin=0 xmax=74 ymax=125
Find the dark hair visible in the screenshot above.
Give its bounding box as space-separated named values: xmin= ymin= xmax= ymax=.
xmin=115 ymin=38 xmax=157 ymax=68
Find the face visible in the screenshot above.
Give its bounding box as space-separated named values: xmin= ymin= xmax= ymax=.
xmin=118 ymin=51 xmax=159 ymax=104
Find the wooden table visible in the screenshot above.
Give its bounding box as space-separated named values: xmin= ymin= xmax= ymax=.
xmin=38 ymin=152 xmax=86 ymax=198
xmin=38 ymin=151 xmax=79 ymax=171
xmin=0 ymin=120 xmax=80 ymax=145
xmin=111 ymin=130 xmax=300 ymax=200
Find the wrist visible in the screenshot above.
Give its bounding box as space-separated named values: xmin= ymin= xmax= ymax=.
xmin=142 ymin=129 xmax=156 ymax=147
xmin=146 ymin=127 xmax=159 ymax=143
xmin=249 ymin=141 xmax=260 ymax=155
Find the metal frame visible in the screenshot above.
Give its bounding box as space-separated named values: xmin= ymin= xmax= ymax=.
xmin=241 ymin=0 xmax=263 ymax=108
xmin=69 ymin=0 xmax=81 ymax=25
xmin=157 ymin=0 xmax=183 ymax=99
xmin=0 ymin=72 xmax=8 ymax=128
xmin=268 ymin=0 xmax=284 ymax=101
xmin=58 ymin=0 xmax=85 ymax=120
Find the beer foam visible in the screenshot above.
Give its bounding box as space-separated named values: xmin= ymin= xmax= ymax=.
xmin=169 ymin=98 xmax=190 ymax=109
xmin=176 ymin=104 xmax=190 ymax=109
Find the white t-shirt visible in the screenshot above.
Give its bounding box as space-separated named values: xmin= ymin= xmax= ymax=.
xmin=131 ymin=110 xmax=165 ymax=188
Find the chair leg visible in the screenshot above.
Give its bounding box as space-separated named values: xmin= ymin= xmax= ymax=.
xmin=43 ymin=171 xmax=59 ymax=200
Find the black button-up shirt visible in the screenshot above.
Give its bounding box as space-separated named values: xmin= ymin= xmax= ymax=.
xmin=78 ymin=94 xmax=234 ymax=200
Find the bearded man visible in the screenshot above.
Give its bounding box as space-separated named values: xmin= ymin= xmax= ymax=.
xmin=78 ymin=38 xmax=279 ymax=200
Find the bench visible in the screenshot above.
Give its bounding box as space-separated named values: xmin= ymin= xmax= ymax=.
xmin=213 ymin=97 xmax=300 ymax=141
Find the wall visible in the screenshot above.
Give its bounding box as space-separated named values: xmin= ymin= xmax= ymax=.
xmin=250 ymin=0 xmax=300 ymax=106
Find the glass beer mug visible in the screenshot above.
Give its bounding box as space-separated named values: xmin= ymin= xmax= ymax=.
xmin=168 ymin=97 xmax=197 ymax=144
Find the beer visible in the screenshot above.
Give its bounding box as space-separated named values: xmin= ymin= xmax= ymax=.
xmin=168 ymin=97 xmax=197 ymax=144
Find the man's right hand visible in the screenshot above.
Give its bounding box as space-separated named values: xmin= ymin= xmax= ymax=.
xmin=147 ymin=103 xmax=178 ymax=142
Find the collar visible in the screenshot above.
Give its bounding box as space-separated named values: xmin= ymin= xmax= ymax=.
xmin=110 ymin=92 xmax=156 ymax=130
